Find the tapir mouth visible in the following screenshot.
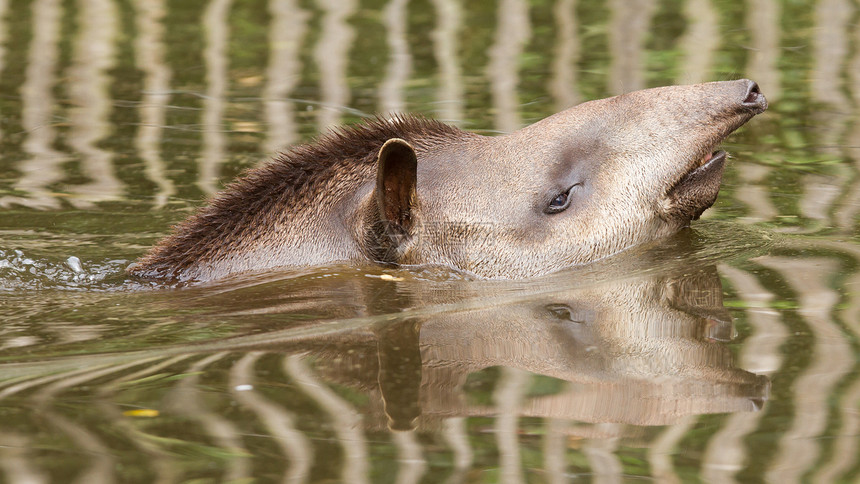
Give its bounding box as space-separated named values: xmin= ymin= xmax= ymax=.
xmin=664 ymin=148 xmax=728 ymax=221
xmin=663 ymin=80 xmax=767 ymax=221
xmin=686 ymin=149 xmax=727 ymax=185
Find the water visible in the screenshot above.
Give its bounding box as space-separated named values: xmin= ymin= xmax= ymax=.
xmin=1 ymin=0 xmax=859 ymax=482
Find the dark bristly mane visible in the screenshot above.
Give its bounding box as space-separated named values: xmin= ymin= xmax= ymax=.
xmin=129 ymin=115 xmax=469 ymax=280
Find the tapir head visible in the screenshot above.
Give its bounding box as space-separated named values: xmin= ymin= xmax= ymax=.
xmin=373 ymin=79 xmax=767 ymax=278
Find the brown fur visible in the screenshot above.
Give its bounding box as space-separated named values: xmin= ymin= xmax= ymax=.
xmin=130 ymin=80 xmax=766 ymax=282
xmin=130 ymin=116 xmax=471 ymax=281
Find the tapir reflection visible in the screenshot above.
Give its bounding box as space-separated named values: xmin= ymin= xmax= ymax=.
xmin=284 ymin=265 xmax=769 ymax=431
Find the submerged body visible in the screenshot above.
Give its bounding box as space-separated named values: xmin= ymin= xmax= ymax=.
xmin=129 ymin=79 xmax=767 ymax=282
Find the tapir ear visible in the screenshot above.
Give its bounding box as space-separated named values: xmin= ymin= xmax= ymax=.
xmin=376 ymin=138 xmax=418 ymax=241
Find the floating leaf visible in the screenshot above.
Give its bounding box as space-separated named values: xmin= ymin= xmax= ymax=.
xmin=122 ymin=408 xmax=160 ymax=418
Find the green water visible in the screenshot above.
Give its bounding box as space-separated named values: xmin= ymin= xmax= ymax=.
xmin=1 ymin=0 xmax=859 ymax=482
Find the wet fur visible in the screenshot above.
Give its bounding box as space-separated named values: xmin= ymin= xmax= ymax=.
xmin=129 ymin=116 xmax=468 ymax=281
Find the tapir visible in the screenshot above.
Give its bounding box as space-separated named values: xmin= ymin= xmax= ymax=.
xmin=129 ymin=79 xmax=767 ymax=282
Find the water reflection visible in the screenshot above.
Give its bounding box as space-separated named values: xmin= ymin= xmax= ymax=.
xmin=379 ymin=0 xmax=412 ymax=115
xmin=314 ymin=0 xmax=356 ymax=131
xmin=409 ymin=265 xmax=765 ymax=427
xmin=134 ymin=0 xmax=176 ymax=208
xmin=745 ymin=0 xmax=781 ymax=101
xmin=0 ymin=0 xmax=8 ymax=144
xmin=2 ymin=236 xmax=860 ymax=480
xmin=677 ymin=0 xmax=717 ymax=85
xmin=168 ymin=352 xmax=252 ymax=481
xmin=759 ymin=257 xmax=853 ymax=482
xmin=199 ymin=0 xmax=231 ymax=195
xmin=550 ymin=0 xmax=580 ymax=110
xmin=66 ymin=0 xmax=122 ymax=208
xmin=0 ymin=0 xmax=859 ymax=482
xmin=285 ymin=354 xmax=370 ymax=484
xmin=430 ymin=0 xmax=463 ymax=122
xmin=703 ymin=264 xmax=785 ymax=480
xmin=488 ymin=0 xmax=529 ymax=132
xmin=263 ymin=0 xmax=308 ymax=153
xmin=608 ymin=0 xmax=654 ymax=94
xmin=0 ymin=0 xmax=65 ymax=210
xmin=0 ymin=0 xmax=858 ymax=237
xmin=0 ymin=260 xmax=769 ymax=481
xmin=230 ymin=352 xmax=312 ymax=484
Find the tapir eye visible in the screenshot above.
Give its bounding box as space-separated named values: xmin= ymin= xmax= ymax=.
xmin=551 ymin=193 xmax=568 ymax=207
xmin=545 ymin=184 xmax=578 ymax=214
xmin=545 ymin=303 xmax=586 ymax=323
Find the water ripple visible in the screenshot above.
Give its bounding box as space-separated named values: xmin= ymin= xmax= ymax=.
xmin=0 ymin=248 xmax=131 ymax=291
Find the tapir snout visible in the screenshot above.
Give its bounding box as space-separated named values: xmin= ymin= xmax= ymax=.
xmin=129 ymin=80 xmax=767 ymax=282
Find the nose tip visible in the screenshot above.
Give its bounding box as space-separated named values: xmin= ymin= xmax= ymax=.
xmin=741 ymin=79 xmax=768 ymax=112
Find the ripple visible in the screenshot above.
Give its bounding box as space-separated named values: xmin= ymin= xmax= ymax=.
xmin=0 ymin=248 xmax=133 ymax=291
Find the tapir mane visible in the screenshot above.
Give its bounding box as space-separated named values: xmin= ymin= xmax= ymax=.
xmin=130 ymin=115 xmax=468 ymax=280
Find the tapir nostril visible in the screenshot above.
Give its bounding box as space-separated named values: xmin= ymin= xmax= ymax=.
xmin=742 ymin=81 xmax=762 ymax=105
xmin=740 ymin=79 xmax=767 ymax=112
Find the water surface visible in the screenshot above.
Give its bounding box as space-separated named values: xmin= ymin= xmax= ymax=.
xmin=1 ymin=0 xmax=860 ymax=482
